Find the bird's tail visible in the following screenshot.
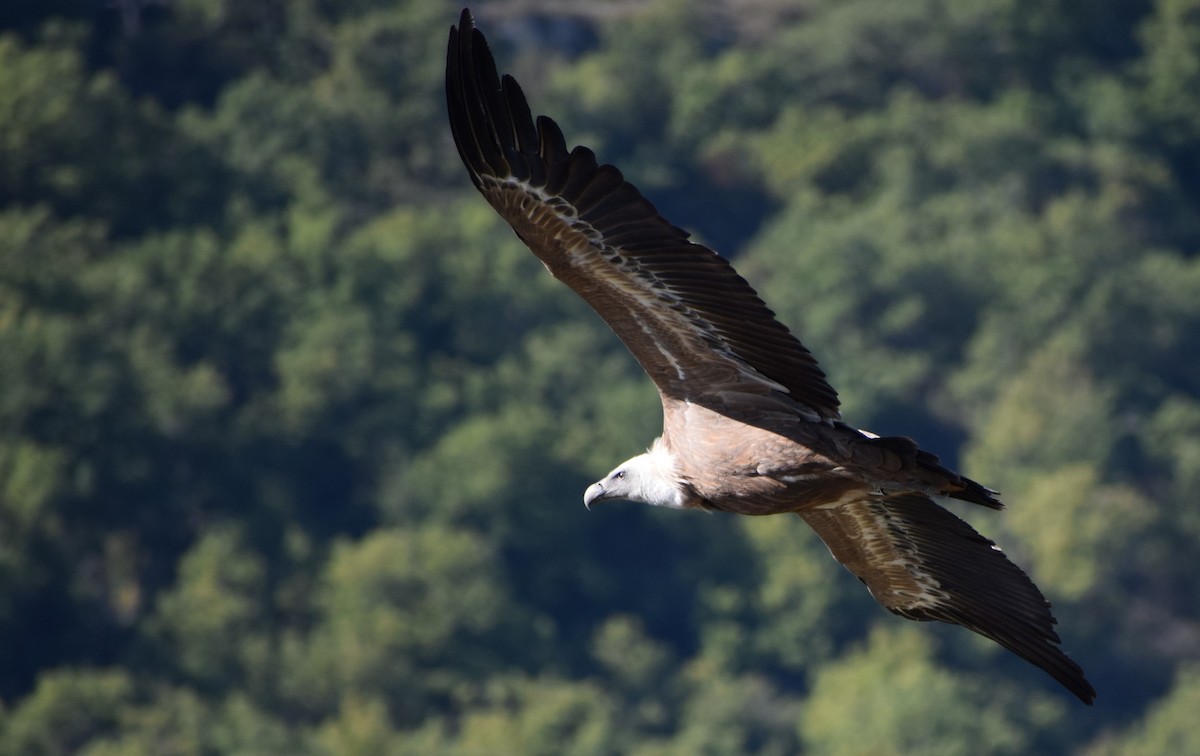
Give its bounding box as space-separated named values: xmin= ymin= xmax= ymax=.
xmin=861 ymin=434 xmax=1003 ymax=510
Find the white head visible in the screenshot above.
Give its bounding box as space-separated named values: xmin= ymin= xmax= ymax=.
xmin=583 ymin=439 xmax=688 ymax=510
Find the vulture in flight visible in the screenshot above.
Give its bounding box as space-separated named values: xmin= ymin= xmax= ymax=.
xmin=445 ymin=8 xmax=1095 ymax=704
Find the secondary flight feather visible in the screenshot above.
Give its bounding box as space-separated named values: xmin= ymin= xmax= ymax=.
xmin=446 ymin=8 xmax=1095 ymax=704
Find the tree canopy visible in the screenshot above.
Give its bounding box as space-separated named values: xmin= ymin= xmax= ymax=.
xmin=2 ymin=0 xmax=1198 ymax=752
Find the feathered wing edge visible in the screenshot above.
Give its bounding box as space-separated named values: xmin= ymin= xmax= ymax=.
xmin=799 ymin=494 xmax=1095 ymax=704
xmin=446 ymin=8 xmax=842 ymax=418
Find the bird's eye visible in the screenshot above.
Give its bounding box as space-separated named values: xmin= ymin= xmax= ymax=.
xmin=614 ymin=471 xmax=625 ymax=480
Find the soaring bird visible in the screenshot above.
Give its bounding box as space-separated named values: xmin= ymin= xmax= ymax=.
xmin=446 ymin=8 xmax=1094 ymax=704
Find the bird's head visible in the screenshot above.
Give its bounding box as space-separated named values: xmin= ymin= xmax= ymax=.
xmin=584 ymin=444 xmax=687 ymax=510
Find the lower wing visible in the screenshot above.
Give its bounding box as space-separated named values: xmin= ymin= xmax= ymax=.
xmin=799 ymin=493 xmax=1095 ymax=703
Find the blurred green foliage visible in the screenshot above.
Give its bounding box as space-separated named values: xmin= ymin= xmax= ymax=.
xmin=1 ymin=0 xmax=1198 ymax=752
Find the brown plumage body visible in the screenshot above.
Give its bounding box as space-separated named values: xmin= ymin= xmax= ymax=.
xmin=446 ymin=8 xmax=1095 ymax=704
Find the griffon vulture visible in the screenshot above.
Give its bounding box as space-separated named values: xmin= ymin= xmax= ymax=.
xmin=445 ymin=8 xmax=1094 ymax=704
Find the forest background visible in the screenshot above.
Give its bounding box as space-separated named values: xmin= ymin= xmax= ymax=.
xmin=2 ymin=0 xmax=1200 ymax=753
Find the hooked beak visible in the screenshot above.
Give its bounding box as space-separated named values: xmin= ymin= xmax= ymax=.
xmin=583 ymin=481 xmax=606 ymax=510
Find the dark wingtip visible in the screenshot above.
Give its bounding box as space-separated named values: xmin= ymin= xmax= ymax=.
xmin=1078 ymin=677 xmax=1098 ymax=705
xmin=447 ymin=7 xmax=506 ymax=188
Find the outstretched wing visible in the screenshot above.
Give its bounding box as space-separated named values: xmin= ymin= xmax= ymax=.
xmin=446 ymin=9 xmax=839 ymax=419
xmin=799 ymin=493 xmax=1096 ymax=704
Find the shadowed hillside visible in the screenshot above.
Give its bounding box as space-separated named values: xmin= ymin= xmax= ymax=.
xmin=2 ymin=1 xmax=1198 ymax=752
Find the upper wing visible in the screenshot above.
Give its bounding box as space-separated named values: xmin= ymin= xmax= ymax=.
xmin=446 ymin=9 xmax=840 ymax=419
xmin=799 ymin=493 xmax=1096 ymax=704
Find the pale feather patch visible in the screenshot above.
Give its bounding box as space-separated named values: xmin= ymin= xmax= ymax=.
xmin=802 ymin=496 xmax=948 ymax=610
xmin=485 ymin=173 xmax=794 ymax=396
xmin=631 ymin=310 xmax=687 ymax=382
